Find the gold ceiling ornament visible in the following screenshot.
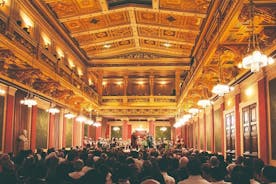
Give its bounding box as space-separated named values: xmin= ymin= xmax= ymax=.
xmin=241 ymin=0 xmax=274 ymax=72
xmin=212 ymin=10 xmax=233 ymax=97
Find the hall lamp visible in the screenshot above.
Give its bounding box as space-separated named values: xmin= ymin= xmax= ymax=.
xmin=0 ymin=87 xmax=5 ymax=96
xmin=212 ymin=10 xmax=233 ymax=96
xmin=241 ymin=0 xmax=275 ymax=72
xmin=113 ymin=126 xmax=120 ymax=131
xmin=46 ymin=103 xmax=60 ymax=115
xmin=160 ymin=127 xmax=167 ymax=132
xmin=64 ymin=112 xmax=76 ymax=119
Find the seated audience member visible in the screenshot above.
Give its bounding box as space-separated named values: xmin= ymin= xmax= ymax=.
xmin=141 ymin=179 xmax=161 ymax=184
xmin=252 ymin=158 xmax=264 ymax=183
xmin=261 ymin=166 xmax=276 ymax=184
xmin=209 ymin=166 xmax=228 ymax=184
xmin=169 ymin=156 xmax=188 ymax=183
xmin=178 ymin=157 xmax=210 ymax=184
xmin=0 ymin=153 xmax=17 ymax=184
xmin=231 ymin=165 xmax=250 ymax=184
xmin=159 ymin=158 xmax=175 ymax=184
xmin=201 ymin=163 xmax=211 ymax=182
xmin=68 ymin=159 xmax=85 ymax=179
xmin=139 ymin=160 xmax=166 ymax=184
xmin=243 ymin=157 xmax=260 ymax=184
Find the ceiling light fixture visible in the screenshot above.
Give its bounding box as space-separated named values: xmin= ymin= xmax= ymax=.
xmin=0 ymin=87 xmax=6 ymax=96
xmin=160 ymin=127 xmax=167 ymax=132
xmin=103 ymin=44 xmax=111 ymax=49
xmin=93 ymin=122 xmax=101 ymax=127
xmin=85 ymin=110 xmax=94 ymax=125
xmin=46 ymin=103 xmax=60 ymax=114
xmin=197 ymin=99 xmax=212 ymax=108
xmin=188 ymin=108 xmax=199 ymax=115
xmin=241 ymin=0 xmax=274 ymax=72
xmin=113 ymin=126 xmax=120 ymax=131
xmin=163 ymin=42 xmax=171 ymax=48
xmin=64 ymin=112 xmax=76 ymax=119
xmin=76 ymin=114 xmax=87 ymax=123
xmin=20 ymin=93 xmax=37 ymax=108
xmin=212 ymin=10 xmax=233 ymax=96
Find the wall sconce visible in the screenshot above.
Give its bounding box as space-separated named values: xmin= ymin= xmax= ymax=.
xmin=0 ymin=88 xmax=6 ymax=96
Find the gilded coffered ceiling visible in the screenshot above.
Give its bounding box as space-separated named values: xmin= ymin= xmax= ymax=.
xmin=44 ymin=0 xmax=210 ymax=60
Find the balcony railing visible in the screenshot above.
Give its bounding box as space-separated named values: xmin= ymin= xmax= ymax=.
xmin=101 ymin=96 xmax=176 ymax=106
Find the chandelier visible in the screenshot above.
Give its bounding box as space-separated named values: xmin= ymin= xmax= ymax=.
xmin=64 ymin=112 xmax=76 ymax=119
xmin=197 ymin=99 xmax=211 ymax=108
xmin=46 ymin=103 xmax=60 ymax=114
xmin=20 ymin=93 xmax=37 ymax=108
xmin=212 ymin=84 xmax=234 ymax=97
xmin=113 ymin=126 xmax=120 ymax=131
xmin=212 ymin=10 xmax=233 ymax=97
xmin=76 ymin=115 xmax=87 ymax=123
xmin=160 ymin=127 xmax=167 ymax=132
xmin=174 ymin=114 xmax=192 ymax=128
xmin=93 ymin=122 xmax=101 ymax=127
xmin=85 ymin=119 xmax=94 ymax=125
xmin=242 ymin=0 xmax=275 ymax=72
xmin=188 ymin=108 xmax=199 ymax=115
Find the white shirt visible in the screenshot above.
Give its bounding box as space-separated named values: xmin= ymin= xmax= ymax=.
xmin=178 ymin=175 xmax=211 ymax=184
xmin=162 ymin=172 xmax=175 ymax=184
xmin=211 ymin=181 xmax=230 ymax=184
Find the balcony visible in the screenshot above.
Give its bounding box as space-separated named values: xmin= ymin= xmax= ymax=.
xmin=101 ymin=95 xmax=176 ymax=107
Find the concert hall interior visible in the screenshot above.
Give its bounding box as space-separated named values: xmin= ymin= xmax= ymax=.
xmin=0 ymin=0 xmax=276 ymax=168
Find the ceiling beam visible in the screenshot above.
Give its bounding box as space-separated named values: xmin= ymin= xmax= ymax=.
xmin=87 ymin=46 xmax=189 ymax=58
xmin=129 ymin=9 xmax=140 ymax=49
xmin=59 ymin=6 xmax=206 ymax=22
xmin=88 ymin=65 xmax=190 ymax=71
xmin=71 ymin=23 xmax=199 ymax=37
xmin=72 ymin=24 xmax=130 ymax=37
xmin=80 ymin=36 xmax=194 ymax=48
xmin=81 ymin=37 xmax=133 ymax=48
xmin=89 ymin=57 xmax=191 ymax=64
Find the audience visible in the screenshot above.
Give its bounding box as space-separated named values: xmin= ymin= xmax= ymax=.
xmin=0 ymin=144 xmax=275 ymax=184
